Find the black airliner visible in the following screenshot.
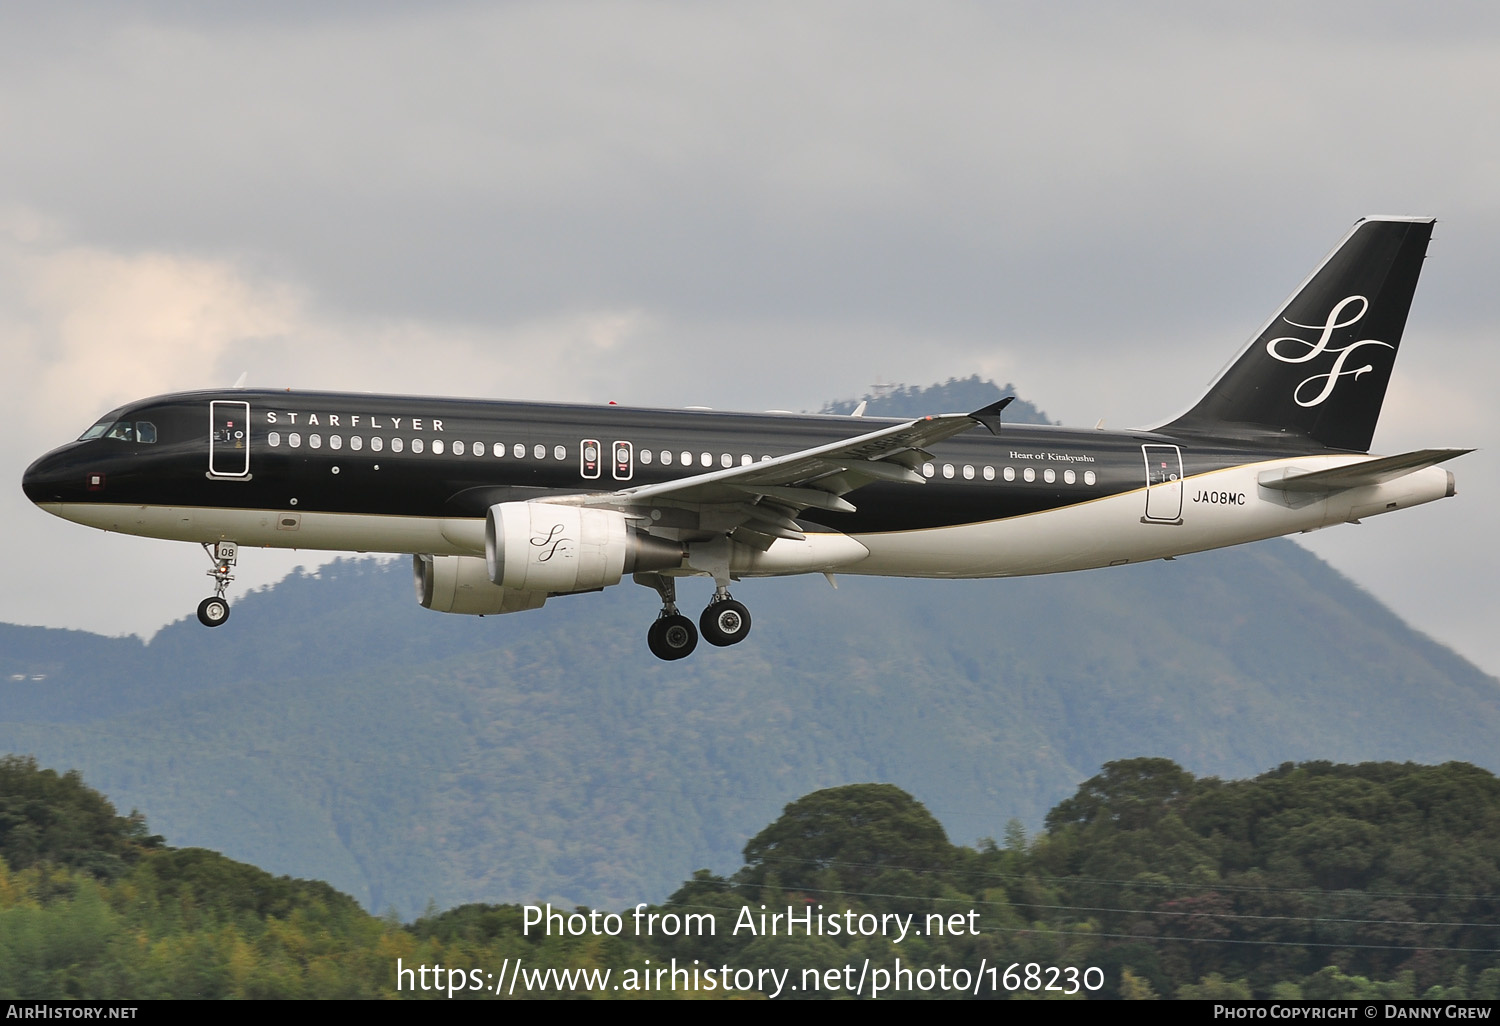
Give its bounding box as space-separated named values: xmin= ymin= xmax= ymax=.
xmin=22 ymin=217 xmax=1468 ymax=660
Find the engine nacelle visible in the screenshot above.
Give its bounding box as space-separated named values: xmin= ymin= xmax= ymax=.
xmin=485 ymin=501 xmax=683 ymax=593
xmin=413 ymin=553 xmax=547 ymax=615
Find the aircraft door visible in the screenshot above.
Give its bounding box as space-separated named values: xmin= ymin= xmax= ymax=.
xmin=210 ymin=400 xmax=251 ymax=478
xmin=580 ymin=439 xmax=602 ymax=480
xmin=1142 ymin=444 xmax=1183 ymax=523
xmin=613 ymin=441 xmax=634 ymax=481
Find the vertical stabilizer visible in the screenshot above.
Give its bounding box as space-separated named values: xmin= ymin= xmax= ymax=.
xmin=1162 ymin=217 xmax=1434 ymax=452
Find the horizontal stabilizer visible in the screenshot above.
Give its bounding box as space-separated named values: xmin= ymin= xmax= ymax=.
xmin=1258 ymin=448 xmax=1471 ymax=493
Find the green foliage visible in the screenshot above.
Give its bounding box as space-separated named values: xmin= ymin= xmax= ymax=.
xmin=0 ymin=755 xmax=162 ymax=880
xmin=5 ymin=756 xmax=1500 ymax=1000
xmin=738 ymin=784 xmax=952 ymax=894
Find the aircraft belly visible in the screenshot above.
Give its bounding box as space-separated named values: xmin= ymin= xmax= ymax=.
xmin=37 ymin=503 xmax=476 ymax=557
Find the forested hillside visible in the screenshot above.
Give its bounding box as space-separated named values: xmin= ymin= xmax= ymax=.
xmin=3 ymin=757 xmax=1496 ymax=1000
xmin=0 ymin=380 xmax=1495 ymax=917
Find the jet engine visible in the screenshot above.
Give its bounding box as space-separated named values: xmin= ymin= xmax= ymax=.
xmin=486 ymin=501 xmax=683 ymax=593
xmin=413 ymin=553 xmax=547 ymax=615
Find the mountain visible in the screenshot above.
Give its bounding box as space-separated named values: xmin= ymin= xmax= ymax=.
xmin=1 ymin=380 xmax=1495 ymax=919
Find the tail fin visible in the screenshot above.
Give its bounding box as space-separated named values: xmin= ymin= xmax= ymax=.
xmin=1162 ymin=216 xmax=1434 ymax=452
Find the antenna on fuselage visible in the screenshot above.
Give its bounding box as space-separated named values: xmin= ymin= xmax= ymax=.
xmin=231 ymin=371 xmax=248 ymax=389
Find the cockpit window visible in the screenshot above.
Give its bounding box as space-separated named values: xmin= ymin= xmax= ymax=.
xmin=79 ymin=418 xmax=115 ymax=440
xmin=78 ymin=419 xmax=157 ymax=443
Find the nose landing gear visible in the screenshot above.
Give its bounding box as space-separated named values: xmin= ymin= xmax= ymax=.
xmin=197 ymin=541 xmax=237 ymax=627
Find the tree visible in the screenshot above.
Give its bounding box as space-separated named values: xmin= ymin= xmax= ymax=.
xmin=738 ymin=784 xmax=953 ymax=894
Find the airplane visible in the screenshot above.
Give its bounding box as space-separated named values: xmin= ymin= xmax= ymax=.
xmin=22 ymin=216 xmax=1469 ymax=661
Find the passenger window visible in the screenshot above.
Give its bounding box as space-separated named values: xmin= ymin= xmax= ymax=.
xmin=983 ymin=466 xmax=994 ymax=481
xmin=1003 ymin=467 xmax=1015 ymax=482
xmin=741 ymin=455 xmax=752 ymax=466
xmin=310 ymin=434 xmax=322 ymax=449
xmin=640 ymin=449 xmax=653 ymax=465
xmin=554 ymin=445 xmax=566 ymax=460
xmin=330 ymin=435 xmax=343 ymax=450
xmin=922 ymin=463 xmax=935 ymax=478
xmin=492 ymin=442 xmax=504 ymax=457
xmin=963 ymin=465 xmax=974 ymax=480
xmin=268 ymin=432 xmax=281 ymax=448
xmin=289 ymin=433 xmax=302 ymax=448
xmin=1043 ymin=468 xmax=1055 ymax=483
xmin=700 ymin=453 xmax=711 ymax=467
xmin=1064 ymin=469 xmax=1075 ymax=484
xmin=392 ymin=438 xmax=405 ymax=453
xmin=1084 ymin=471 xmax=1097 ymax=486
xmin=533 ymin=444 xmax=545 ymax=459
xmin=370 ymin=436 xmax=383 ymax=452
xmin=448 ymin=440 xmax=460 ymax=455
xmin=350 ymin=436 xmax=363 ymax=451
xmin=412 ymin=438 xmax=424 ymax=454
xmin=942 ymin=464 xmax=954 ymax=479
xmin=514 ymin=443 xmax=525 ymax=458
xmin=682 ymin=452 xmax=692 ymax=466
xmin=720 ymin=453 xmax=732 ymax=468
xmin=660 ymin=450 xmax=672 ymax=466
xmin=1023 ymin=467 xmax=1035 ymax=482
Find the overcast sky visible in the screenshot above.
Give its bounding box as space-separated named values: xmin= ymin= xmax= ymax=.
xmin=4 ymin=2 xmax=1499 ymax=675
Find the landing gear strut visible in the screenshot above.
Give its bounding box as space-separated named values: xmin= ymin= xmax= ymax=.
xmin=197 ymin=541 xmax=237 ymax=627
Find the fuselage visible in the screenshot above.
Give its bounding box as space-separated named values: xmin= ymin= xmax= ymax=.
xmin=21 ymin=388 xmax=1456 ymax=581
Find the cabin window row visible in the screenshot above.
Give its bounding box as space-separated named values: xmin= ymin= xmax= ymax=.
xmin=264 ymin=432 xmax=774 ymax=467
xmin=921 ymin=462 xmax=1097 ymax=486
xmin=263 ymin=433 xmax=1099 ymax=487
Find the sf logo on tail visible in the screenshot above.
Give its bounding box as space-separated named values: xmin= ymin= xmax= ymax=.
xmin=1265 ymin=295 xmax=1394 ymax=408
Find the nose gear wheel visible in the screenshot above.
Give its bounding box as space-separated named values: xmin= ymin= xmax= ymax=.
xmin=196 ymin=541 xmax=238 ymax=628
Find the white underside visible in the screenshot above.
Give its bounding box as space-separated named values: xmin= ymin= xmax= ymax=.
xmin=38 ymin=456 xmax=1454 ymax=582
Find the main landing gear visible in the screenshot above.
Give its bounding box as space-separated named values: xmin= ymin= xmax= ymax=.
xmin=197 ymin=541 xmax=237 ymax=628
xmin=637 ymin=574 xmax=753 ymax=661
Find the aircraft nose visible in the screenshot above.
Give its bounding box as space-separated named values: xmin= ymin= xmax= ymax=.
xmin=21 ymin=449 xmax=74 ymax=505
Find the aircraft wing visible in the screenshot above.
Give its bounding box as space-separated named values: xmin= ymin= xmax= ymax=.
xmin=575 ymin=399 xmax=1012 ymax=545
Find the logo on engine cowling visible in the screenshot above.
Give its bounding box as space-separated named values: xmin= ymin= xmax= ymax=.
xmin=531 ymin=524 xmax=570 ymax=561
xmin=1265 ymin=295 xmax=1394 ymax=408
